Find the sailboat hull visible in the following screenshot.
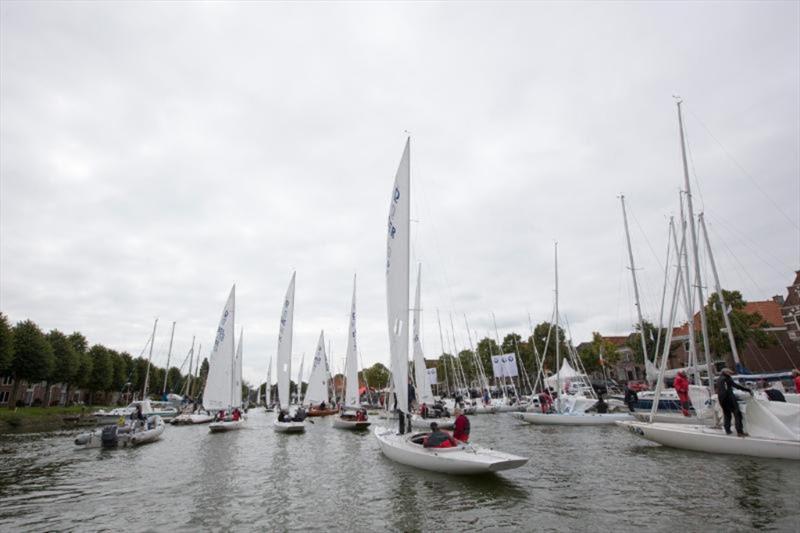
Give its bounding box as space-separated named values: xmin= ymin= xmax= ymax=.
xmin=617 ymin=421 xmax=800 ymax=460
xmin=517 ymin=412 xmax=633 ymax=426
xmin=273 ymin=420 xmax=306 ymax=433
xmin=209 ymin=419 xmax=246 ymax=432
xmin=332 ymin=417 xmax=371 ymax=430
xmin=411 ymin=415 xmax=455 ymax=430
xmin=632 ymin=412 xmax=712 ymax=426
xmin=373 ymin=426 xmax=528 ymax=475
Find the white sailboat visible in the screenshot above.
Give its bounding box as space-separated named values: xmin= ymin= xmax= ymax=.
xmin=264 ymin=356 xmax=273 ymax=411
xmin=273 ymin=273 xmax=306 ymax=433
xmin=519 ymin=245 xmax=632 ymax=426
xmin=373 ymin=138 xmax=528 ymax=474
xmin=304 ymin=331 xmax=336 ymax=416
xmin=206 ymin=286 xmax=246 ymax=433
xmin=334 ymin=276 xmax=371 ymax=430
xmin=618 ymin=101 xmax=800 ymax=459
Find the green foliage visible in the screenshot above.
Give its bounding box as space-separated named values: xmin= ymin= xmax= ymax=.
xmin=110 ymin=350 xmax=128 ymax=391
xmin=0 ymin=313 xmax=15 ymax=374
xmin=132 ymin=357 xmax=149 ymax=393
xmin=362 ymin=362 xmax=390 ymax=389
xmin=578 ymin=332 xmax=619 ymax=373
xmin=67 ymin=332 xmax=88 ymax=356
xmin=625 ymin=320 xmax=666 ymax=364
xmin=703 ymin=290 xmax=776 ymax=358
xmin=11 ymin=320 xmax=54 ymax=383
xmin=76 ymin=350 xmax=93 ymax=389
xmin=167 ymin=367 xmax=183 ymax=393
xmin=48 ymin=329 xmax=79 ymax=386
xmin=530 ymin=321 xmax=569 ymax=374
xmin=88 ymin=345 xmax=113 ymax=393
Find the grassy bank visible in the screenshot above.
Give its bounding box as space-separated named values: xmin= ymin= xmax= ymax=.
xmin=0 ymin=406 xmax=113 ymax=434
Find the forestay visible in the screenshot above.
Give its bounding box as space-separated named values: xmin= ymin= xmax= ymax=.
xmin=203 ymin=285 xmax=236 ymax=411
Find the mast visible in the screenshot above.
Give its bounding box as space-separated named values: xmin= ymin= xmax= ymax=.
xmin=185 ymin=336 xmax=195 ymax=397
xmin=677 ymin=100 xmax=714 ymax=383
xmin=699 ymin=213 xmax=741 ymax=368
xmin=673 ymin=205 xmax=700 ymax=383
xmin=142 ymin=318 xmax=158 ymax=399
xmin=162 ymin=321 xmax=176 ymax=396
xmin=554 ymin=242 xmax=561 ymax=412
xmin=620 ymin=195 xmax=649 ymax=365
xmin=651 ymin=217 xmax=674 ymax=380
xmin=436 ymin=309 xmax=451 ymax=396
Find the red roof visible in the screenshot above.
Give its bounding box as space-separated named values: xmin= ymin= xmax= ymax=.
xmin=672 ymin=299 xmax=782 ymax=336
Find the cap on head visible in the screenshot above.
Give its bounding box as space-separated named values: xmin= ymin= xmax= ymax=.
xmin=721 ymin=368 xmax=734 ymax=376
xmin=430 ymin=422 xmax=438 ymax=430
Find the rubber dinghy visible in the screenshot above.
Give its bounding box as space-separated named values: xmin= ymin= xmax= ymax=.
xmin=517 ymin=412 xmax=633 ymax=426
xmin=374 ymin=427 xmax=527 ymax=475
xmin=75 ymin=416 xmax=165 ymax=448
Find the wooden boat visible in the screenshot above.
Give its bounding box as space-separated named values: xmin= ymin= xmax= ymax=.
xmin=307 ymin=407 xmax=338 ymax=417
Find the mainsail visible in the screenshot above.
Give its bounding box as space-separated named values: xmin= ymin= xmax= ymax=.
xmin=387 ymin=138 xmax=410 ymax=414
xmin=344 ymin=275 xmax=360 ymax=407
xmin=413 ymin=265 xmax=434 ymax=405
xmin=304 ymin=331 xmax=331 ymax=406
xmin=203 ymin=285 xmax=236 ymax=411
xmin=277 ymin=273 xmax=296 ymax=410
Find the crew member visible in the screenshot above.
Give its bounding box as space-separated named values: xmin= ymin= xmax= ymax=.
xmin=423 ymin=422 xmax=457 ymax=448
xmin=717 ymin=368 xmax=753 ymax=437
xmin=624 ymin=384 xmax=638 ymax=413
xmin=793 ymin=369 xmax=800 ymax=393
xmin=673 ymin=370 xmax=691 ymax=417
xmin=453 ymin=408 xmax=470 ymax=442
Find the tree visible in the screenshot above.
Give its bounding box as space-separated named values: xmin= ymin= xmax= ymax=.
xmin=703 ymin=290 xmax=775 ymax=364
xmin=88 ymin=345 xmax=113 ymax=403
xmin=196 ymin=358 xmax=210 ymax=398
xmin=476 ymin=338 xmax=498 ymax=379
xmin=457 ymin=349 xmax=477 ymax=385
xmin=166 ymin=367 xmax=183 ymax=394
xmin=10 ymin=320 xmax=54 ymax=408
xmin=362 ymin=362 xmax=390 ymax=389
xmin=48 ymin=329 xmax=79 ymax=406
xmin=625 ymin=320 xmax=666 ymax=365
xmin=110 ymin=350 xmax=129 ymax=392
xmin=530 ymin=321 xmax=569 ymax=374
xmin=0 ymin=313 xmax=13 ymax=374
xmin=578 ymin=332 xmax=620 ymax=374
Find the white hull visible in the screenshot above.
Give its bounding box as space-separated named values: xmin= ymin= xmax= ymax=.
xmin=618 ymin=421 xmax=800 ymax=460
xmin=632 ymin=412 xmax=712 ymax=426
xmin=171 ymin=413 xmax=214 ymax=425
xmin=491 ymin=403 xmax=524 ymax=413
xmin=411 ymin=415 xmax=454 ymax=430
xmin=208 ymin=419 xmax=246 ymax=432
xmin=332 ymin=417 xmax=371 ymax=430
xmin=373 ymin=426 xmax=528 ymax=475
xmin=471 ymin=405 xmax=497 ymax=414
xmin=273 ymin=419 xmax=306 ymax=433
xmin=517 ymin=412 xmax=633 ymax=426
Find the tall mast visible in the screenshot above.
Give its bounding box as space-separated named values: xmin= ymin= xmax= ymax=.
xmin=162 ymin=321 xmax=176 ymax=396
xmin=620 ymin=195 xmax=649 ymax=365
xmin=699 ymin=213 xmax=741 ymax=367
xmin=191 ymin=343 xmax=202 ymax=398
xmin=677 ymin=100 xmax=714 ymax=382
xmin=673 ymin=203 xmax=699 ymax=382
xmin=554 ymin=242 xmax=561 ymax=411
xmin=185 ymin=336 xmax=195 ymax=397
xmin=142 ymin=318 xmax=158 ymax=398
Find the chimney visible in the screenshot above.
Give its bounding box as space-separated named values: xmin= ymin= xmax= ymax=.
xmin=773 ymin=295 xmax=785 ymax=306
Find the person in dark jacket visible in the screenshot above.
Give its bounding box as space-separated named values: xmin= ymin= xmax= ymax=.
xmin=624 ymin=385 xmax=638 ymax=413
xmin=595 ymin=394 xmax=608 ymax=414
xmin=717 ymin=368 xmax=753 ymax=436
xmin=423 ymin=422 xmax=457 ymax=448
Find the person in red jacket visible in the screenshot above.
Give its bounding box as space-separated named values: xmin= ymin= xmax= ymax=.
xmin=793 ymin=369 xmax=800 ymax=393
xmin=453 ymin=408 xmax=470 ymax=443
xmin=673 ymin=370 xmax=691 ymax=417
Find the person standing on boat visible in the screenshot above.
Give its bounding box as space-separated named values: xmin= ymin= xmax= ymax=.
xmin=595 ymin=394 xmax=609 ymax=414
xmin=793 ymin=369 xmax=800 ymax=393
xmin=624 ymin=385 xmax=638 ymax=413
xmin=453 ymin=408 xmax=470 ymax=443
xmin=717 ymin=368 xmax=753 ymax=437
xmin=673 ymin=370 xmax=691 ymax=417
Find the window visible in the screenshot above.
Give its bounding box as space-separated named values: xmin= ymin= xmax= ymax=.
xmin=0 ymin=376 xmax=12 ymax=385
xmin=0 ymin=391 xmax=9 ymax=405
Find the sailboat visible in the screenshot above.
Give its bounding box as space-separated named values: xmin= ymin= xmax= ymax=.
xmin=304 ymin=331 xmax=337 ymax=416
xmin=273 ymin=273 xmax=306 ymax=433
xmin=333 ymin=275 xmax=371 ymax=430
xmin=264 ymin=356 xmax=273 ymax=411
xmin=518 ymin=244 xmax=632 ymax=426
xmin=373 ymin=138 xmax=528 ymax=474
xmin=410 ymin=265 xmax=454 ymax=430
xmin=206 ymin=286 xmax=246 ymax=433
xmin=618 ymin=100 xmax=800 ymax=459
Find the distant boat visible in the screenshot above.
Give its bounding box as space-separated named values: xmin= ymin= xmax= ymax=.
xmin=373 ymin=138 xmax=529 ymax=475
xmin=333 ymin=275 xmax=371 ymax=430
xmin=75 ymin=414 xmax=165 ymax=448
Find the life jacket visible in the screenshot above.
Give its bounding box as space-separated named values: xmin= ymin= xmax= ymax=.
xmin=425 ymin=430 xmax=452 ymax=448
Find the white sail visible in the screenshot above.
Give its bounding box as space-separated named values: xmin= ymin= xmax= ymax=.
xmin=232 ymin=328 xmax=243 ymax=409
xmin=413 ymin=265 xmax=434 ymax=405
xmin=296 ymin=352 xmax=305 ymax=405
xmin=266 ymin=356 xmax=272 ymax=406
xmin=304 ymin=331 xmax=331 ymax=406
xmin=344 ymin=275 xmax=360 ymax=407
xmin=277 ymin=273 xmax=296 ymax=410
xmin=203 ymin=285 xmax=236 ymax=411
xmin=387 ymin=138 xmax=410 ymax=414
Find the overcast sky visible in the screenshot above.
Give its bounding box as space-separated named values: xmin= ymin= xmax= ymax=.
xmin=1 ymin=2 xmax=798 ymax=387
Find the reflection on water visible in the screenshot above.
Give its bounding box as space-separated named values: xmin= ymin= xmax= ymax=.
xmin=0 ymin=411 xmax=798 ymax=531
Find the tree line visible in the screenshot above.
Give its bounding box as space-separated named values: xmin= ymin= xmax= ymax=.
xmin=0 ymin=313 xmax=207 ymax=408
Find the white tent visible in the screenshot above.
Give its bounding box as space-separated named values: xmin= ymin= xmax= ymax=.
xmin=544 ymin=359 xmax=584 ymax=391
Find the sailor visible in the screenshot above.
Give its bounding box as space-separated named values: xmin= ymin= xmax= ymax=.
xmin=423 ymin=422 xmax=457 ymax=448
xmin=673 ymin=370 xmax=691 ymax=417
xmin=793 ymin=369 xmax=800 ymax=393
xmin=539 ymin=389 xmax=554 ymax=413
xmin=277 ymin=410 xmax=287 ymax=422
xmin=453 ymin=408 xmax=470 ymax=443
xmin=717 ymin=368 xmax=753 ymax=437
xmin=595 ymin=394 xmax=609 ymax=414
xmin=232 ymin=408 xmax=241 ymax=421
xmin=419 ymin=402 xmax=428 ymax=419
xmin=624 ymin=385 xmax=638 ymax=413
xmin=130 ymin=404 xmax=146 ymax=423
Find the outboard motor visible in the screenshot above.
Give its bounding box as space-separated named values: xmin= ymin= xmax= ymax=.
xmin=101 ymin=425 xmax=119 ymax=448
